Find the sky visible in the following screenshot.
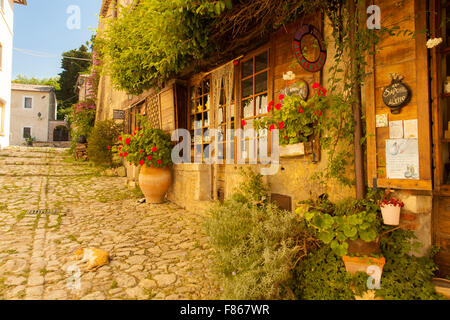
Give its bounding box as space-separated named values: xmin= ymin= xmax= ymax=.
xmin=12 ymin=0 xmax=102 ymax=79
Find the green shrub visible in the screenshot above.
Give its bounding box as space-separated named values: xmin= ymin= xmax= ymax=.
xmin=291 ymin=245 xmax=367 ymax=300
xmin=291 ymin=229 xmax=444 ymax=300
xmin=205 ymin=169 xmax=317 ymax=299
xmin=87 ymin=120 xmax=122 ymax=167
xmin=377 ymin=229 xmax=444 ymax=300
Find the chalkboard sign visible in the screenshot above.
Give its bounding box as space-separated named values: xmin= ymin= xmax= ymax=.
xmin=113 ymin=110 xmax=125 ymax=120
xmin=382 ymin=80 xmax=411 ymax=114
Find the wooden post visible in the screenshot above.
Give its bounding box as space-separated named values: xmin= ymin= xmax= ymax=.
xmin=349 ymin=0 xmax=366 ymax=200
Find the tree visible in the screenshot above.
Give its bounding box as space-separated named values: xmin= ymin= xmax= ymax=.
xmin=57 ymin=45 xmax=92 ymax=118
xmin=13 ymin=75 xmax=61 ymax=91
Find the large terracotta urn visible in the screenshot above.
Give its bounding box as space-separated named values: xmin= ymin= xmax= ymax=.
xmin=138 ymin=165 xmax=172 ymax=204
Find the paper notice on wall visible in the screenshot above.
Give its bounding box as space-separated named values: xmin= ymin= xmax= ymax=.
xmin=386 ymin=139 xmax=419 ymax=180
xmin=389 ymin=120 xmax=403 ymax=139
xmin=376 ymin=114 xmax=388 ymax=128
xmin=403 ymin=119 xmax=418 ymax=139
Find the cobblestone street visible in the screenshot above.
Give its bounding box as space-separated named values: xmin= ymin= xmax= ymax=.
xmin=0 ymin=147 xmax=217 ymax=300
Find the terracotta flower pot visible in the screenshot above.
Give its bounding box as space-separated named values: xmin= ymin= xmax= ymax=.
xmin=381 ymin=204 xmax=401 ymax=225
xmin=342 ymin=255 xmax=386 ymax=275
xmin=138 ymin=164 xmax=172 ymax=204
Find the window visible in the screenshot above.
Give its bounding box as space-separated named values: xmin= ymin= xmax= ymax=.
xmin=240 ymin=50 xmax=270 ymax=160
xmin=0 ymin=102 xmax=4 ymax=136
xmin=217 ymin=80 xmax=236 ymax=162
xmin=23 ymin=127 xmax=31 ymax=139
xmin=24 ymin=97 xmax=33 ymax=109
xmin=189 ymin=78 xmax=211 ymax=161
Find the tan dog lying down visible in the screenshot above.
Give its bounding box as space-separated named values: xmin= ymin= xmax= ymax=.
xmin=73 ymin=247 xmax=110 ymax=272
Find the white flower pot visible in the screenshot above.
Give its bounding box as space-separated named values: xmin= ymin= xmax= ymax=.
xmin=380 ymin=204 xmax=401 ymax=226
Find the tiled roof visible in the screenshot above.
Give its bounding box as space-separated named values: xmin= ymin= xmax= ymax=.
xmin=13 ymin=0 xmax=27 ymax=5
xmin=11 ymin=83 xmax=54 ymax=92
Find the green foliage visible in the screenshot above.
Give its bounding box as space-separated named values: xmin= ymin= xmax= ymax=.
xmin=291 ymin=245 xmax=367 ymax=300
xmin=291 ymin=229 xmax=444 ymax=300
xmin=87 ymin=120 xmax=123 ymax=167
xmin=254 ymin=90 xmax=324 ymax=145
xmin=297 ymin=190 xmax=383 ymax=256
xmin=232 ymin=168 xmax=270 ymax=206
xmin=113 ymin=116 xmax=173 ymax=168
xmin=23 ymin=133 xmax=35 ymax=147
xmin=57 ymin=45 xmax=92 ymax=115
xmin=377 ymin=229 xmax=444 ymax=300
xmin=68 ymin=100 xmax=96 ymax=155
xmin=97 ymin=0 xmax=231 ymax=95
xmin=205 ymin=169 xmax=318 ymax=299
xmin=13 ymin=75 xmax=61 ymax=91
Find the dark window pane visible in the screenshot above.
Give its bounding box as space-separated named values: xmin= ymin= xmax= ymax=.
xmin=242 ymin=77 xmax=253 ymax=99
xmin=190 ymin=100 xmax=196 ymax=114
xmin=23 ymin=127 xmax=31 ymax=138
xmin=190 ymin=86 xmax=195 ymax=98
xmin=197 ymin=86 xmax=202 ymax=97
xmin=256 ymin=93 xmax=268 ymax=115
xmin=204 ymin=111 xmax=209 ymax=127
xmin=242 ymin=59 xmax=253 ymax=78
xmin=255 ymin=72 xmax=267 ymax=94
xmin=255 ymin=51 xmax=268 ymax=73
xmin=242 ymin=98 xmax=254 ymax=118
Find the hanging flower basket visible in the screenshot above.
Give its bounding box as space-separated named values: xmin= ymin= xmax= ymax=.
xmin=379 ymin=196 xmax=404 ymax=226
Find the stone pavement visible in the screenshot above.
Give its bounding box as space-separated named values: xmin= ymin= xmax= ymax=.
xmin=0 ymin=147 xmax=218 ymax=300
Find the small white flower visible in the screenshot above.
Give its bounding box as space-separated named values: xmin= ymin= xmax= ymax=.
xmin=283 ymin=71 xmax=296 ymax=81
xmin=426 ymin=37 xmax=443 ymax=49
xmin=232 ymin=271 xmax=236 ymax=276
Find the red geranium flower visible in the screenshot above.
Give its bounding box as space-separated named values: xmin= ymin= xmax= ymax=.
xmin=125 ymin=137 xmax=131 ymax=145
xmin=107 ymin=146 xmax=111 ymax=150
xmin=139 ymin=150 xmax=143 ymax=153
xmin=284 ymin=136 xmax=289 ymax=140
xmin=275 ymin=103 xmax=282 ymax=111
xmin=118 ymin=146 xmax=122 ymax=151
xmin=147 ymin=155 xmax=152 ymax=160
xmin=119 ymin=153 xmax=123 ymax=157
xmin=312 ymin=83 xmax=320 ymax=89
xmin=157 ymin=160 xmax=162 ymax=165
xmin=298 ymin=107 xmax=304 ymax=113
xmin=269 ymin=124 xmax=275 ymax=132
xmin=268 ymin=106 xmax=273 ymax=112
xmin=279 ymin=94 xmax=285 ymax=100
xmin=268 ymin=101 xmax=275 ymax=108
xmin=233 ymin=60 xmax=239 ymax=66
xmin=279 ymin=121 xmax=285 ymax=129
xmin=318 ymin=87 xmax=327 ymax=96
xmin=139 ymin=159 xmax=145 ymax=165
xmin=123 ymin=152 xmax=128 ymax=157
xmin=119 ymin=136 xmax=123 ymax=141
xmin=152 ymin=146 xmax=158 ymax=152
xmin=241 ymin=119 xmax=246 ymax=126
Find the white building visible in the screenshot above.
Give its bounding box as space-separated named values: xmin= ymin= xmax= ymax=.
xmin=0 ymin=0 xmax=27 ymax=148
xmin=10 ymin=83 xmax=68 ymax=146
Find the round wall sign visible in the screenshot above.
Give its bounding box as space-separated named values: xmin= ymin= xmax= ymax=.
xmin=293 ymin=25 xmax=327 ymax=73
xmin=281 ymin=80 xmax=309 ymax=100
xmin=382 ymin=80 xmax=411 ymax=114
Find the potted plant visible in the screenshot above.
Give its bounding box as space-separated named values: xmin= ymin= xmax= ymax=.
xmin=379 ymin=194 xmax=404 ymax=226
xmin=113 ymin=123 xmax=173 ymax=204
xmin=24 ymin=133 xmax=35 ymax=147
xmin=298 ymin=192 xmax=385 ymax=276
xmin=254 ymin=83 xmax=326 ymax=157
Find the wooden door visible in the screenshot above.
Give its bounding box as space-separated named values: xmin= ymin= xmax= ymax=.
xmin=430 ymin=0 xmax=450 ymax=277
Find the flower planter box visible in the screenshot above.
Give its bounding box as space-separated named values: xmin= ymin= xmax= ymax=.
xmin=279 ymin=142 xmax=312 ymax=158
xmin=342 ymin=255 xmax=386 ymax=275
xmin=381 ymin=204 xmax=401 ymax=226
